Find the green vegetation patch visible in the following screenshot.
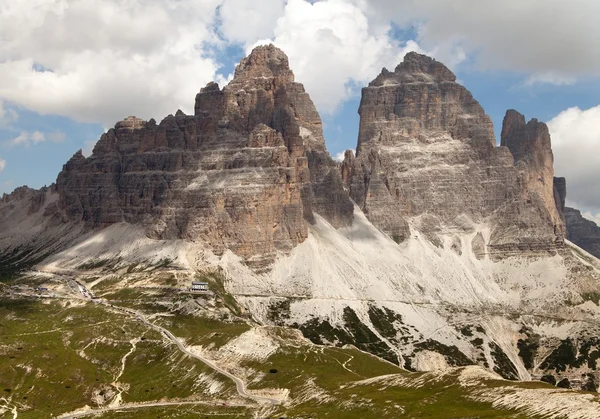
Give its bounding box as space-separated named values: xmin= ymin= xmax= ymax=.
xmin=0 ymin=298 xmax=134 ymax=417
xmin=489 ymin=342 xmax=519 ymax=380
xmin=536 ymin=337 xmax=600 ymax=373
xmin=118 ymin=337 xmax=234 ymax=403
xmin=97 ymin=404 xmax=251 ymax=418
xmin=266 ymin=298 xmax=291 ymax=325
xmin=0 ymin=297 xmax=235 ymax=418
xmin=77 ymin=258 xmax=111 ymax=270
xmin=295 ymin=307 xmax=399 ymax=365
xmin=241 ymin=340 xmax=402 ymax=396
xmin=517 ymin=337 xmax=539 ymax=370
xmin=581 ymin=292 xmax=600 ymax=306
xmin=367 ymin=305 xmax=403 ymax=341
xmin=0 ymin=245 xmax=54 ymax=283
xmin=540 ymin=338 xmax=578 ymax=373
xmin=414 ymin=340 xmax=473 ymax=367
xmin=196 ymin=271 xmax=241 ymax=316
xmin=577 ymin=337 xmax=600 ymax=370
xmin=154 ymin=257 xmax=173 ymax=269
xmin=262 ymin=365 xmax=543 ymax=419
xmin=156 ymin=314 xmax=251 ymax=349
xmin=460 ymin=325 xmax=474 ymax=337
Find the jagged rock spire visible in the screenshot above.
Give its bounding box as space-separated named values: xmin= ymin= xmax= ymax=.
xmin=55 ymin=44 xmax=353 ymax=269
xmin=344 ymin=52 xmax=563 ymax=254
xmin=501 ymin=109 xmax=565 ymax=240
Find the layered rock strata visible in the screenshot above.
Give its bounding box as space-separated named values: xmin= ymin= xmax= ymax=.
xmin=552 ymin=178 xmax=600 ymax=258
xmin=501 ymin=110 xmax=565 ymax=239
xmin=564 ymin=207 xmax=600 ymax=258
xmin=56 ymin=45 xmax=352 ymax=267
xmin=0 ymin=185 xmax=80 ymax=276
xmin=342 ymin=52 xmax=562 ymax=255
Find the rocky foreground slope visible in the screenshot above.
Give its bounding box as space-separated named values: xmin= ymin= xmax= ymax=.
xmin=2 ymin=45 xmax=600 ymax=398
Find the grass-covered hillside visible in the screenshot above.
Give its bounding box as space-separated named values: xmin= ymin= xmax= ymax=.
xmin=2 ymin=271 xmax=600 ymax=419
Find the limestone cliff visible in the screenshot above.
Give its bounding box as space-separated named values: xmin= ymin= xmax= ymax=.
xmin=564 ymin=207 xmax=600 ymax=258
xmin=552 ymin=177 xmax=600 ymax=259
xmin=3 ymin=47 xmax=600 ymax=395
xmin=501 ymin=110 xmax=565 ymax=239
xmin=342 ymin=52 xmax=562 ymax=255
xmin=56 ymin=45 xmax=353 ymax=268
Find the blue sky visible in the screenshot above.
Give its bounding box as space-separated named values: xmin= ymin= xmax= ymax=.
xmin=1 ymin=0 xmax=599 ymax=222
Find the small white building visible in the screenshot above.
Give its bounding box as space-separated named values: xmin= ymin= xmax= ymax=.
xmin=191 ymin=281 xmax=209 ymax=292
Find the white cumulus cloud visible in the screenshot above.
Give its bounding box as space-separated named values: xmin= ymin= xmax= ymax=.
xmin=548 ymin=105 xmax=600 ymax=213
xmin=0 ymin=0 xmax=222 ymax=127
xmin=0 ymin=100 xmax=18 ymax=126
xmin=0 ymin=157 xmax=5 ymax=172
xmin=581 ymin=211 xmax=600 ymax=227
xmin=333 ymin=149 xmax=355 ymax=162
xmin=219 ymin=0 xmax=285 ymax=45
xmin=253 ymin=0 xmax=423 ymax=114
xmin=355 ymin=0 xmax=600 ymax=83
xmin=4 ymin=130 xmax=66 ymax=148
xmin=1 ymin=0 xmax=599 ymax=131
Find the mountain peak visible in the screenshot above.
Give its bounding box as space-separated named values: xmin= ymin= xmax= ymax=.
xmin=396 ymin=51 xmax=456 ymax=81
xmin=232 ymin=44 xmax=294 ymax=83
xmin=371 ymin=52 xmax=456 ymax=87
xmin=114 ymin=116 xmax=145 ymax=132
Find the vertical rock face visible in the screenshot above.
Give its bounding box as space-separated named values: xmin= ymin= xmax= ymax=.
xmin=343 ymin=52 xmax=561 ymax=253
xmin=564 ymin=207 xmax=600 ymax=258
xmin=553 ymin=177 xmax=567 ymax=215
xmin=501 ymin=110 xmax=565 ymax=239
xmin=56 ymin=44 xmax=352 ymax=268
xmin=552 ymin=176 xmax=600 ymax=258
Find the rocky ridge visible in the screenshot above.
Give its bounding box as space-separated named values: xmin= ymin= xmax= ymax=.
xmin=501 ymin=110 xmax=565 ymax=239
xmin=564 ymin=207 xmax=600 ymax=259
xmin=552 ymin=177 xmax=600 ymax=259
xmin=2 ymin=46 xmax=600 ymax=394
xmin=342 ymin=52 xmax=563 ymax=256
xmin=55 ymin=45 xmax=352 ymax=269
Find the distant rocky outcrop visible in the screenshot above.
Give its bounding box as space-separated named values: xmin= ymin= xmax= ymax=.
xmin=342 ymin=52 xmax=561 ymax=255
xmin=564 ymin=207 xmax=600 ymax=258
xmin=554 ymin=177 xmax=600 ymax=259
xmin=501 ymin=110 xmax=565 ymax=239
xmin=0 ymin=185 xmax=60 ymax=217
xmin=56 ymin=45 xmax=353 ymax=269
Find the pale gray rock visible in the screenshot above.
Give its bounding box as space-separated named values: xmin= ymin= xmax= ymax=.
xmin=501 ymin=110 xmax=565 ymax=240
xmin=342 ymin=52 xmax=562 ymax=255
xmin=564 ymin=207 xmax=600 ymax=258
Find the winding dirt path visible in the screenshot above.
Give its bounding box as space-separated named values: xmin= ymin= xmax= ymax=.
xmin=99 ymin=301 xmax=282 ymax=405
xmin=59 ymin=400 xmax=252 ymax=419
xmin=58 ymin=299 xmax=281 ymax=418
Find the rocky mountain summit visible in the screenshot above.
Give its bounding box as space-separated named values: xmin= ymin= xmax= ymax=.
xmin=2 ymin=46 xmax=600 ymax=397
xmin=55 ymin=45 xmax=352 ymax=269
xmin=341 ymin=52 xmax=563 ymax=255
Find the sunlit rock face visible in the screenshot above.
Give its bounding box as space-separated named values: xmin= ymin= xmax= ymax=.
xmin=501 ymin=110 xmax=565 ymax=239
xmin=56 ymin=45 xmax=353 ymax=269
xmin=342 ymin=52 xmax=562 ymax=255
